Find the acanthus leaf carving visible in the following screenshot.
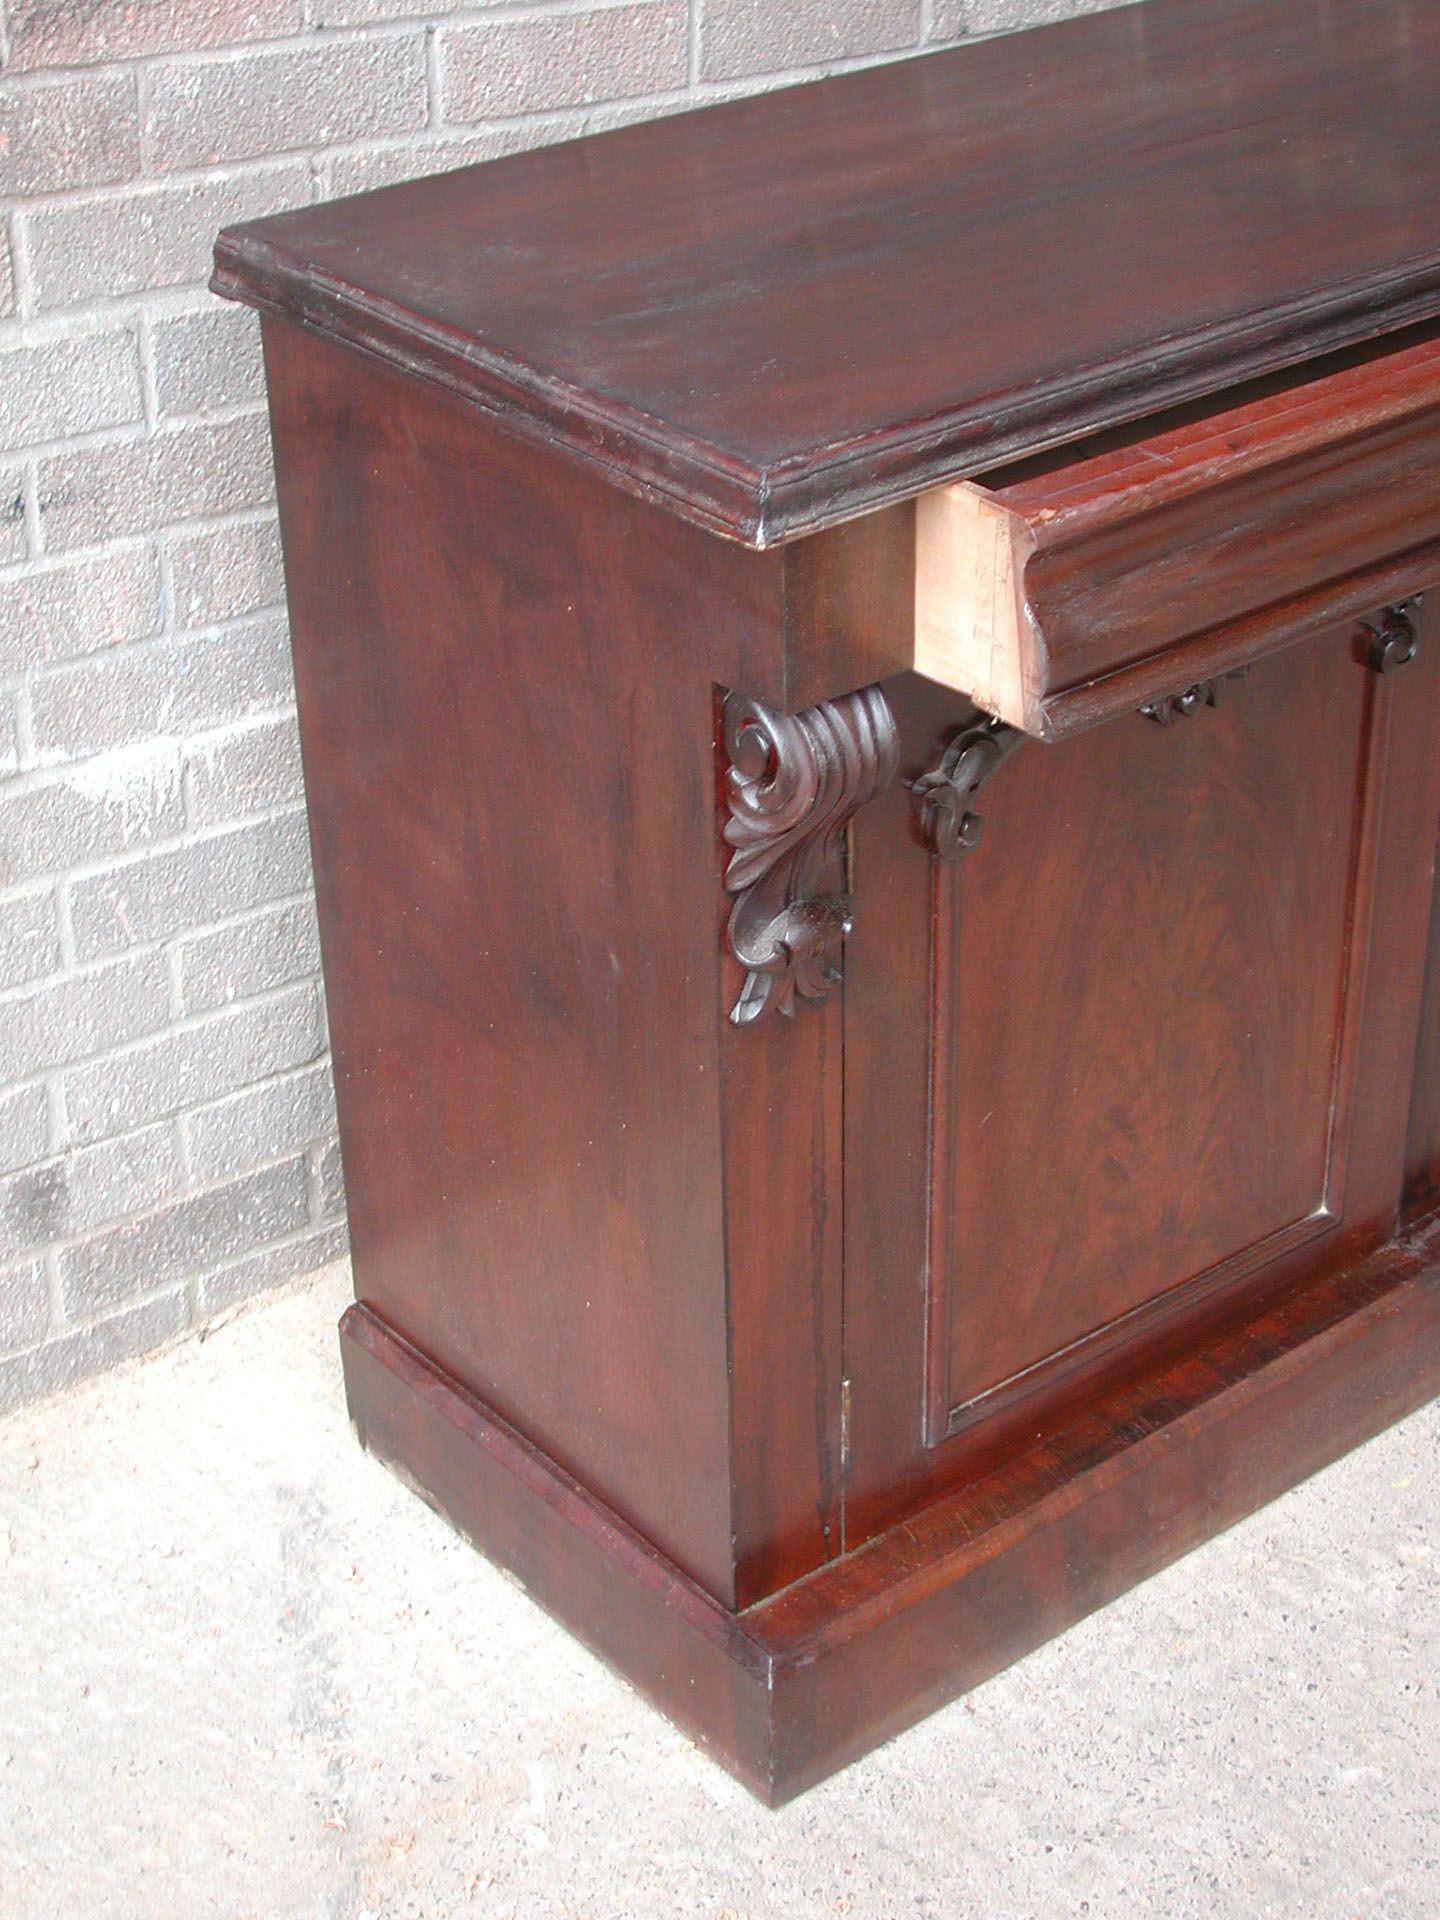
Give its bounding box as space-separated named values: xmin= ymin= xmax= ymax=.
xmin=722 ymin=685 xmax=899 ymax=1026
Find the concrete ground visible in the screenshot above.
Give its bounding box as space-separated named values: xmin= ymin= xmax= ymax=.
xmin=0 ymin=1262 xmax=1436 ymax=1920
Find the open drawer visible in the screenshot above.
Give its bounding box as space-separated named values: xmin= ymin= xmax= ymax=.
xmin=914 ymin=331 xmax=1440 ymax=739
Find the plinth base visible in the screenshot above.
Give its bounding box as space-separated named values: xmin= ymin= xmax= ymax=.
xmin=340 ymin=1215 xmax=1440 ymax=1806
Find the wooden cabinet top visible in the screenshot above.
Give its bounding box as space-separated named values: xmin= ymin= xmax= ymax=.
xmin=215 ymin=0 xmax=1440 ymax=549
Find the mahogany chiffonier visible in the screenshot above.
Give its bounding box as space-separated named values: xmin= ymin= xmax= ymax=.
xmin=214 ymin=0 xmax=1440 ymax=1803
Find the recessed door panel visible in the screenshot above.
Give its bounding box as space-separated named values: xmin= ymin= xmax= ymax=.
xmin=840 ymin=605 xmax=1440 ymax=1550
xmin=925 ymin=637 xmax=1371 ymax=1440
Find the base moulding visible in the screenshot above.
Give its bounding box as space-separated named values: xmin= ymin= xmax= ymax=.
xmin=340 ymin=1212 xmax=1440 ymax=1806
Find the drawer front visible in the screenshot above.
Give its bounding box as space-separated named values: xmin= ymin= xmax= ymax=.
xmin=914 ymin=333 xmax=1440 ymax=740
xmin=840 ymin=599 xmax=1440 ymax=1542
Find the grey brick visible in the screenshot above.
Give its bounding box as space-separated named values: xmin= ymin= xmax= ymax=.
xmin=186 ymin=1059 xmax=337 ymax=1183
xmin=198 ymin=1215 xmax=347 ymax=1315
xmin=701 ymin=0 xmax=920 ymax=79
xmin=441 ymin=5 xmax=688 ymax=123
xmin=0 ymin=225 xmax=15 ymax=321
xmin=0 ymin=746 xmax=184 ymax=891
xmin=186 ymin=715 xmax=305 ymax=830
xmin=0 ymin=1085 xmax=50 ymax=1180
xmin=146 ymin=34 xmax=428 ymax=174
xmin=168 ymin=517 xmax=284 ymax=630
xmin=0 ymin=1123 xmax=183 ymax=1262
xmin=64 ymin=982 xmax=322 ymax=1143
xmin=0 ymin=888 xmax=61 ymax=994
xmin=0 ymin=329 xmax=144 ymax=456
xmin=6 ymin=0 xmax=304 ymax=71
xmin=69 ymin=809 xmax=313 ymax=961
xmin=0 ymin=1166 xmax=67 ymax=1264
xmin=59 ymin=1155 xmax=310 ymax=1316
xmin=581 ymin=95 xmax=692 ymax=137
xmin=318 ymin=1136 xmax=346 ymax=1217
xmin=0 ymin=1256 xmax=49 ymax=1357
xmin=150 ymin=306 xmax=265 ymax=420
xmin=0 ymin=952 xmax=172 ymax=1085
xmin=66 ymin=1123 xmax=184 ymax=1234
xmin=0 ymin=72 xmax=140 ymax=198
xmin=25 ymin=163 xmax=313 ymax=312
xmin=306 ymin=0 xmax=450 ymax=22
xmin=319 ymin=125 xmax=565 ymax=200
xmin=0 ymin=467 xmax=27 ymax=566
xmin=0 ymin=694 xmax=18 ymax=775
xmin=176 ymin=896 xmax=320 ymax=1015
xmin=28 ymin=616 xmax=292 ymax=763
xmin=34 ymin=415 xmax=274 ymax=553
xmin=0 ymin=1289 xmax=188 ymax=1417
xmin=934 ymin=0 xmax=1124 ymax=31
xmin=0 ymin=545 xmax=163 ymax=679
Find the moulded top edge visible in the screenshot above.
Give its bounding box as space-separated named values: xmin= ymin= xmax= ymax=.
xmin=214 ymin=0 xmax=1440 ymax=547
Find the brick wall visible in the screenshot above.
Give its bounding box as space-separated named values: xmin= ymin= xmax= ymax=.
xmin=0 ymin=0 xmax=1119 ymax=1413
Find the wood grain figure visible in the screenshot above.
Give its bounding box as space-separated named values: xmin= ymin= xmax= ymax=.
xmin=216 ymin=0 xmax=1440 ymax=1800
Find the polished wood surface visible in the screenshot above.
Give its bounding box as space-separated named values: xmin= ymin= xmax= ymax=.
xmin=262 ymin=319 xmax=866 ymax=1610
xmin=928 ymin=635 xmax=1381 ymax=1439
xmin=221 ymin=0 xmax=1440 ymax=1804
xmin=842 ymin=599 xmax=1440 ymax=1541
xmin=264 ymin=322 xmax=749 ymax=1601
xmin=1407 ymin=868 xmax=1440 ymax=1223
xmin=216 ymin=0 xmax=1440 ymax=545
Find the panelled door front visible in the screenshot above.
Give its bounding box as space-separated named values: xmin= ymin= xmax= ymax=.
xmin=840 ymin=605 xmax=1440 ymax=1548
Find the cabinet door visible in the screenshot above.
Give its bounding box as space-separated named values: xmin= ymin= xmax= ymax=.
xmin=1405 ymin=827 xmax=1440 ymax=1225
xmin=841 ymin=607 xmax=1440 ymax=1545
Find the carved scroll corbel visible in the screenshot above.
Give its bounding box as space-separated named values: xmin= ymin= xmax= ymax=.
xmin=911 ymin=715 xmax=1027 ymax=861
xmin=1366 ymin=600 xmax=1422 ymax=675
xmin=1140 ymin=665 xmax=1251 ymax=726
xmin=722 ymin=685 xmax=899 ymax=1026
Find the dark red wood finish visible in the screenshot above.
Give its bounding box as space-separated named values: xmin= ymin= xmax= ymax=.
xmin=217 ymin=0 xmax=1440 ymax=546
xmin=221 ymin=0 xmax=1440 ymax=1804
xmin=264 ymin=322 xmax=753 ymax=1603
xmin=262 ymin=321 xmax=868 ymax=1609
xmin=842 ymin=602 xmax=1440 ymax=1546
xmin=719 ymin=969 xmax=845 ymax=1601
xmin=923 ymin=327 xmax=1440 ymax=738
xmin=1406 ymin=855 xmax=1440 ymax=1223
xmin=342 ymin=1214 xmax=1440 ymax=1804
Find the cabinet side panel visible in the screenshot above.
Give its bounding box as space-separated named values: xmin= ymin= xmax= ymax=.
xmin=262 ymin=320 xmax=767 ymax=1603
